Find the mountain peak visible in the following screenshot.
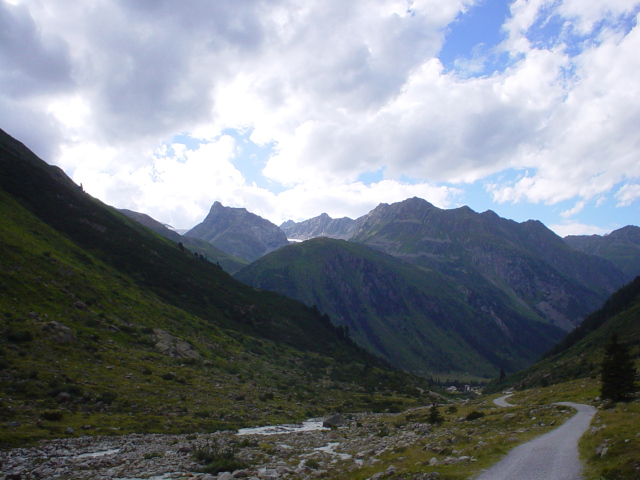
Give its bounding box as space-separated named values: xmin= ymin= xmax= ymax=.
xmin=186 ymin=202 xmax=288 ymax=262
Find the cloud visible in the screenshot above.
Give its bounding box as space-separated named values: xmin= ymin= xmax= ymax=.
xmin=1 ymin=0 xmax=639 ymax=231
xmin=616 ymin=183 xmax=640 ymax=206
xmin=549 ymin=221 xmax=610 ymax=237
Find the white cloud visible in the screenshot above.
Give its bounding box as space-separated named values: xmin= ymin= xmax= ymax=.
xmin=560 ymin=201 xmax=586 ymax=218
xmin=1 ymin=0 xmax=639 ymax=232
xmin=549 ymin=221 xmax=610 ymax=237
xmin=616 ymin=184 xmax=640 ymax=206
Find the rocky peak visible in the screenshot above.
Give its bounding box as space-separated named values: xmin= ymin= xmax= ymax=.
xmin=186 ymin=202 xmax=289 ymax=263
xmin=280 ymin=213 xmax=362 ymax=241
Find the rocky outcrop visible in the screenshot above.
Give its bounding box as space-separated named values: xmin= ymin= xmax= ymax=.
xmin=349 ymin=197 xmax=627 ymax=331
xmin=280 ymin=213 xmax=363 ymax=241
xmin=153 ymin=328 xmax=201 ymax=360
xmin=186 ymin=202 xmax=289 ymax=263
xmin=564 ymin=225 xmax=640 ymax=280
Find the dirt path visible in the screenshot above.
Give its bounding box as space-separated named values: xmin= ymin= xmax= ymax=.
xmin=493 ymin=394 xmax=514 ymax=407
xmin=474 ymin=402 xmax=597 ymax=480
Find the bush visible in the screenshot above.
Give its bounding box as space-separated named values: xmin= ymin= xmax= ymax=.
xmin=97 ymin=391 xmax=118 ymax=405
xmin=48 ymin=384 xmax=83 ymax=398
xmin=305 ymin=459 xmax=320 ymax=470
xmin=465 ymin=410 xmax=485 ymax=421
xmin=6 ymin=330 xmax=33 ymax=343
xmin=41 ymin=410 xmax=64 ymax=421
xmin=193 ymin=440 xmax=247 ymax=475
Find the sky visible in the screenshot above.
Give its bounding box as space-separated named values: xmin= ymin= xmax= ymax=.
xmin=1 ymin=0 xmax=640 ymax=236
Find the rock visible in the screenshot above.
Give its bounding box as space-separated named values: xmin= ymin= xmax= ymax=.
xmin=218 ymin=473 xmax=234 ymax=480
xmin=429 ymin=457 xmax=438 ymax=465
xmin=153 ymin=328 xmax=201 ymax=359
xmin=385 ymin=465 xmax=397 ymax=475
xmin=323 ymin=414 xmax=346 ymax=428
xmin=369 ymin=473 xmax=384 ymax=480
xmin=57 ymin=392 xmax=72 ymax=403
xmin=233 ymin=470 xmax=250 ymax=478
xmin=41 ymin=321 xmax=76 ymax=343
xmin=596 ymin=439 xmax=610 ymax=457
xmin=177 ymin=446 xmax=192 ymax=453
xmin=502 ymin=413 xmax=517 ymax=421
xmin=74 ymin=301 xmax=88 ymax=310
xmin=65 ymin=427 xmax=75 ymax=435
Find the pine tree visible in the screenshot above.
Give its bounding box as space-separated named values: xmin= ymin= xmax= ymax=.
xmin=600 ymin=333 xmax=637 ymax=403
xmin=427 ymin=404 xmax=443 ymax=425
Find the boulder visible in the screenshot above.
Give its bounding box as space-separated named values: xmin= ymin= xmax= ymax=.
xmin=323 ymin=413 xmax=346 ymax=428
xmin=153 ymin=328 xmax=201 ymax=359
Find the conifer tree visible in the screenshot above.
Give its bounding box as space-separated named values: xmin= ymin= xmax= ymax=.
xmin=600 ymin=333 xmax=637 ymax=402
xmin=427 ymin=404 xmax=443 ymax=425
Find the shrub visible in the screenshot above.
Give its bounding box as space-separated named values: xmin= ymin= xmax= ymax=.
xmin=305 ymin=458 xmax=320 ymax=470
xmin=41 ymin=410 xmax=64 ymax=421
xmin=465 ymin=410 xmax=485 ymax=421
xmin=193 ymin=440 xmax=247 ymax=475
xmin=144 ymin=452 xmax=164 ymax=459
xmin=6 ymin=330 xmax=33 ymax=343
xmin=97 ymin=391 xmax=118 ymax=405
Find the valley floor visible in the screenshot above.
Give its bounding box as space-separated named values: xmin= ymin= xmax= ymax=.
xmin=2 ymin=379 xmax=638 ymax=480
xmin=0 ymin=399 xmax=576 ymax=480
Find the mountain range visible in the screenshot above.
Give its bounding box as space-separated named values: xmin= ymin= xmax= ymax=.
xmin=0 ymin=127 xmax=434 ymax=445
xmin=4 ymin=125 xmax=639 ymax=383
xmin=119 ymin=197 xmax=638 ymax=379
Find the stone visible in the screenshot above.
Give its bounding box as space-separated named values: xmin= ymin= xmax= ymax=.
xmin=429 ymin=457 xmax=438 ymax=465
xmin=65 ymin=427 xmax=75 ymax=435
xmin=57 ymin=392 xmax=71 ymax=403
xmin=369 ymin=473 xmax=384 ymax=480
xmin=596 ymin=439 xmax=610 ymax=457
xmin=323 ymin=413 xmax=346 ymax=428
xmin=153 ymin=328 xmax=201 ymax=359
xmin=218 ymin=473 xmax=234 ymax=480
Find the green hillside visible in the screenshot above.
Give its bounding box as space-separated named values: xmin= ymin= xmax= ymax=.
xmin=488 ymin=275 xmax=640 ymax=392
xmin=235 ymin=238 xmax=564 ymax=378
xmin=0 ymin=129 xmax=431 ymax=446
xmin=119 ymin=208 xmax=248 ymax=273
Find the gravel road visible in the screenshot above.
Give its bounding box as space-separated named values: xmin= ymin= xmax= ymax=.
xmin=493 ymin=394 xmax=514 ymax=407
xmin=474 ymin=402 xmax=597 ymax=480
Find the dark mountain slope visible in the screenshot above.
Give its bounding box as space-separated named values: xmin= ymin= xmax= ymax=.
xmin=0 ymin=127 xmax=370 ymax=355
xmin=564 ymin=226 xmax=640 ymax=279
xmin=0 ymin=127 xmax=433 ymax=445
xmin=350 ymin=197 xmax=626 ymax=331
xmin=280 ymin=213 xmax=363 ymax=240
xmin=186 ymin=202 xmax=289 ymax=263
xmin=120 ymin=209 xmax=247 ymax=273
xmin=235 ymin=238 xmax=564 ymax=377
xmin=490 ymin=275 xmax=640 ymax=392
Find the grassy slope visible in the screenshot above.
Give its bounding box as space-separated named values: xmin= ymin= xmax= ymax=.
xmin=0 ymin=130 xmax=433 ymax=447
xmin=487 ymin=276 xmax=640 ymax=393
xmin=119 ymin=208 xmax=248 ymax=274
xmin=235 ymin=238 xmax=563 ymax=378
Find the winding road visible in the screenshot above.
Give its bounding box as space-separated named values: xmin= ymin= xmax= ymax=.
xmin=475 ymin=399 xmax=597 ymax=480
